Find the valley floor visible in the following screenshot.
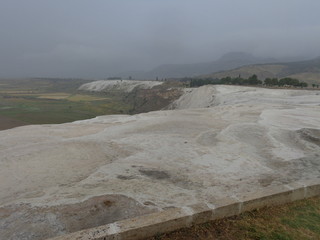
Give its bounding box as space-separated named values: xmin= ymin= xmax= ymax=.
xmin=0 ymin=115 xmax=26 ymax=130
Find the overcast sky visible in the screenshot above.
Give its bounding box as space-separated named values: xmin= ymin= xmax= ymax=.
xmin=1 ymin=0 xmax=320 ymax=78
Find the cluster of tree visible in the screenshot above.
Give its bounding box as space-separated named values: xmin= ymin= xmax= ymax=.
xmin=264 ymin=77 xmax=308 ymax=87
xmin=220 ymin=75 xmax=262 ymax=85
xmin=189 ymin=78 xmax=220 ymax=87
xmin=187 ymin=75 xmax=309 ymax=88
xmin=189 ymin=74 xmax=262 ymax=87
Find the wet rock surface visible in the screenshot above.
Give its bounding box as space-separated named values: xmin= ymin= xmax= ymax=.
xmin=0 ymin=195 xmax=155 ymax=240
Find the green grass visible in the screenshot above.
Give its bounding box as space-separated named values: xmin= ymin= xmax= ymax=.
xmin=0 ymin=96 xmax=132 ymax=124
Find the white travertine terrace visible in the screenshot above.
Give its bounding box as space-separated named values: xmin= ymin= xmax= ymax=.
xmin=1 ymin=85 xmax=320 ymax=239
xmin=78 ymin=80 xmax=163 ymax=93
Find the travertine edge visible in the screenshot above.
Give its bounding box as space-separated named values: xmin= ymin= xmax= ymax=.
xmin=49 ymin=178 xmax=320 ymax=240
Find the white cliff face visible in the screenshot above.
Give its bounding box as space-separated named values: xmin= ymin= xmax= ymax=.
xmin=1 ymin=85 xmax=320 ymax=239
xmin=78 ymin=80 xmax=163 ymax=93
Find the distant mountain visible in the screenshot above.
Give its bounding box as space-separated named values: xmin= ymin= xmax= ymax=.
xmin=118 ymin=52 xmax=277 ymax=79
xmin=200 ymin=57 xmax=320 ymax=85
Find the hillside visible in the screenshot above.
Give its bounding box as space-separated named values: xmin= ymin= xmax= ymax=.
xmin=1 ymin=85 xmax=320 ymax=239
xmin=119 ymin=52 xmax=276 ymax=79
xmin=201 ymin=57 xmax=320 ymax=85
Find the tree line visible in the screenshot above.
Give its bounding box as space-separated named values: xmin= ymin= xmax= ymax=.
xmin=186 ymin=75 xmax=309 ymax=88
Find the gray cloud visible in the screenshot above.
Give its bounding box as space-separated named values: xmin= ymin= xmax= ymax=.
xmin=0 ymin=0 xmax=319 ymax=78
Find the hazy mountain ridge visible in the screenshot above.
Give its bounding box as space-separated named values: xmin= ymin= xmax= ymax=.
xmin=200 ymin=57 xmax=320 ymax=84
xmin=119 ymin=52 xmax=278 ymax=79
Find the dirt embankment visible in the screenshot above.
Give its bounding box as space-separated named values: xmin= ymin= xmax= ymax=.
xmin=125 ymin=87 xmax=183 ymax=114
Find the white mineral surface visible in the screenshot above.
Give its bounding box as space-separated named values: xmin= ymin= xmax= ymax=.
xmin=1 ymin=85 xmax=320 ymax=239
xmin=78 ymin=80 xmax=163 ymax=92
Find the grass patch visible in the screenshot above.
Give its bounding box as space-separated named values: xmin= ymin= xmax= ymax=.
xmin=37 ymin=93 xmax=70 ymax=99
xmin=67 ymin=94 xmax=109 ymax=102
xmin=146 ymin=197 xmax=320 ymax=240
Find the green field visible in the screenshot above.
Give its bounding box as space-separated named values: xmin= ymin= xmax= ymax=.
xmin=0 ymin=78 xmax=133 ymax=126
xmin=0 ymin=94 xmax=131 ymax=124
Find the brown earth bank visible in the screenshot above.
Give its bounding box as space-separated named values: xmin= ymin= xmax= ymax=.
xmin=124 ymin=87 xmax=183 ymax=114
xmin=0 ymin=115 xmax=27 ymax=130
